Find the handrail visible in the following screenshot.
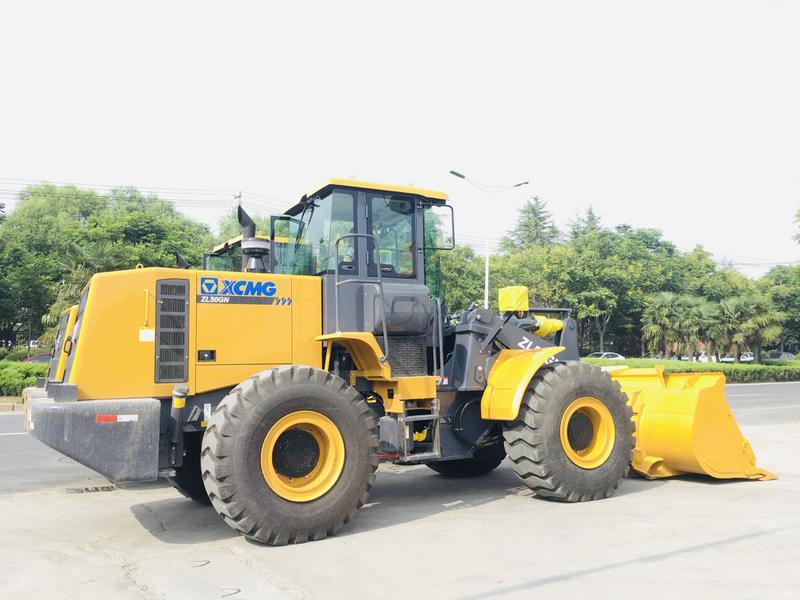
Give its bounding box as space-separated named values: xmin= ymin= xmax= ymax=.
xmin=333 ymin=233 xmax=390 ymax=363
xmin=431 ymin=297 xmax=445 ymax=383
xmin=436 ymin=298 xmax=444 ymax=382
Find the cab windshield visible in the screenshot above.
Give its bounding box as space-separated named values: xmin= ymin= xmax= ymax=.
xmin=281 ymin=189 xmax=357 ymax=275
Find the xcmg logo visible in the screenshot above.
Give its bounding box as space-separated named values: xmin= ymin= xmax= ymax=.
xmin=200 ymin=277 xmax=276 ymax=297
xmin=198 ymin=277 xmax=288 ymax=305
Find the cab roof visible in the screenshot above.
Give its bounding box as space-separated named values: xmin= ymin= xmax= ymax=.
xmin=309 ymin=178 xmax=448 ymax=202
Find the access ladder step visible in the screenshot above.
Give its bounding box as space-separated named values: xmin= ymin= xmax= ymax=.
xmin=402 ymin=413 xmax=439 ymax=423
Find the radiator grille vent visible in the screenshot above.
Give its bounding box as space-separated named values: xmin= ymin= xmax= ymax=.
xmin=379 ymin=335 xmax=427 ymax=376
xmin=155 ymin=279 xmax=189 ymax=383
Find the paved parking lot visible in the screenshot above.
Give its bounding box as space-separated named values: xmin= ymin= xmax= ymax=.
xmin=1 ymin=383 xmax=799 ymax=599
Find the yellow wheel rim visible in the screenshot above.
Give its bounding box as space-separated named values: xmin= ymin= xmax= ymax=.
xmin=559 ymin=396 xmax=615 ymax=469
xmin=260 ymin=410 xmax=345 ymax=502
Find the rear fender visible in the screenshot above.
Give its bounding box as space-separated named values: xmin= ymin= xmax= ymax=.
xmin=480 ymin=347 xmax=564 ymax=420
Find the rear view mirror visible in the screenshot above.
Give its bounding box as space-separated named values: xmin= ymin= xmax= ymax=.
xmin=422 ymin=204 xmax=455 ymax=250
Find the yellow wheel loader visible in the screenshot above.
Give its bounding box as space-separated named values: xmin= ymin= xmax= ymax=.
xmin=24 ymin=179 xmax=774 ymax=545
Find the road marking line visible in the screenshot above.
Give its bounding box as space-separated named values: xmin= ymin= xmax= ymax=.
xmin=0 ymin=432 xmax=28 ymax=436
xmin=0 ymin=413 xmax=24 ymax=417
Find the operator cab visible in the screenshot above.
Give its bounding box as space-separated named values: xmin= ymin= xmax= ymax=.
xmin=206 ymin=179 xmax=455 ymax=377
xmin=278 ymin=181 xmax=454 ymax=366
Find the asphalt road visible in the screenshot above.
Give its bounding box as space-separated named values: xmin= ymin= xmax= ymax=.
xmin=1 ymin=382 xmax=798 ymax=599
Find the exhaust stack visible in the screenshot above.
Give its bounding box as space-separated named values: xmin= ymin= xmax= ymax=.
xmin=237 ymin=205 xmax=269 ymax=273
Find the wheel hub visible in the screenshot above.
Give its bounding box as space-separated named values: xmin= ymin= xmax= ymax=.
xmin=566 ymin=411 xmax=593 ymax=451
xmin=272 ymin=429 xmax=321 ymax=478
xmin=559 ymin=396 xmax=616 ymax=469
xmin=260 ymin=410 xmax=346 ymax=503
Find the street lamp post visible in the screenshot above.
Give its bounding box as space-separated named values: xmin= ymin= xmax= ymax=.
xmin=448 ymin=170 xmax=529 ymax=309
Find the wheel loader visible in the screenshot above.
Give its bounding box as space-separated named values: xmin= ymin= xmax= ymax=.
xmin=24 ymin=179 xmax=774 ymax=545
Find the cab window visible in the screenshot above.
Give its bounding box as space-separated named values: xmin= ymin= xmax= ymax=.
xmin=204 ymin=246 xmax=242 ymax=272
xmin=296 ymin=190 xmax=357 ymax=275
xmin=369 ymin=193 xmax=415 ymax=277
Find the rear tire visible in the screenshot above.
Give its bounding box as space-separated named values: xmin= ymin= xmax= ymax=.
xmin=502 ymin=362 xmax=633 ymax=502
xmin=201 ymin=366 xmax=378 ymax=545
xmin=426 ymin=442 xmax=506 ymax=478
xmin=166 ymin=432 xmax=210 ymax=504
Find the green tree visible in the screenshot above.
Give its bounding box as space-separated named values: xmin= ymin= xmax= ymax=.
xmin=0 ymin=184 xmax=212 ymax=346
xmin=711 ymin=297 xmax=751 ymax=361
xmin=568 ymin=207 xmax=602 ymax=239
xmin=759 ymin=264 xmax=800 ymax=352
xmin=642 ymin=292 xmax=684 ymax=357
xmin=500 ymin=196 xmax=560 ymax=251
xmin=678 ymin=246 xmax=717 ymax=296
xmin=433 ymin=245 xmax=485 ymax=313
xmin=737 ymin=295 xmax=784 ymax=362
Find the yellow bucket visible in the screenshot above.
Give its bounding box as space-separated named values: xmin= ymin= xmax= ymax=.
xmin=608 ymin=366 xmax=776 ymax=480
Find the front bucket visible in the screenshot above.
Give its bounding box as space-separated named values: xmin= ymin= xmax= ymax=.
xmin=608 ymin=366 xmax=776 ymax=480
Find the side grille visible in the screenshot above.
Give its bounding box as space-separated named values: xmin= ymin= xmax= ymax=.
xmin=155 ymin=279 xmax=189 ymax=383
xmin=379 ymin=335 xmax=427 ymax=377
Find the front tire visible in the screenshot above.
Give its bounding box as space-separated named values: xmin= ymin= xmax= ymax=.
xmin=502 ymin=362 xmax=633 ymax=502
xmin=201 ymin=366 xmax=378 ymax=545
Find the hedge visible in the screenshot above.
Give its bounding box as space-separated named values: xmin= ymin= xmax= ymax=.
xmin=3 ymin=347 xmax=34 ymax=362
xmin=582 ymin=358 xmax=800 ymax=383
xmin=0 ymin=362 xmax=49 ymax=396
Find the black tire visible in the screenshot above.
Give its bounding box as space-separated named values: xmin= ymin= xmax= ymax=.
xmin=502 ymin=362 xmax=634 ymax=502
xmin=201 ymin=365 xmax=378 ymax=545
xmin=426 ymin=441 xmax=506 ymax=478
xmin=166 ymin=432 xmax=211 ymax=504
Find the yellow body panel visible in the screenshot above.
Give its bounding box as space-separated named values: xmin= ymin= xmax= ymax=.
xmin=481 ymin=347 xmax=565 ymax=420
xmin=317 ymin=332 xmax=391 ymax=379
xmin=610 ymin=366 xmax=775 ymax=480
xmin=373 ymin=377 xmax=437 ymax=413
xmin=498 ymin=286 xmax=530 ymax=312
xmin=195 ymin=272 xmax=293 ymax=367
xmin=54 ymin=305 xmax=78 ymax=381
xmin=68 ymin=267 xmax=322 ymax=399
xmin=291 ymin=277 xmax=324 ymax=369
xmin=69 ymin=268 xmax=181 ymax=400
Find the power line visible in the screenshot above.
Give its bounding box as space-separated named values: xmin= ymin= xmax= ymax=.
xmin=0 ymin=187 xmax=288 ymax=218
xmin=0 ymin=178 xmax=289 ymax=212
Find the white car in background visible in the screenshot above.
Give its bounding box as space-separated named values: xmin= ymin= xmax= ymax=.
xmin=586 ymin=352 xmax=625 ymax=360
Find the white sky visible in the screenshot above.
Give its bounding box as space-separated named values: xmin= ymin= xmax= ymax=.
xmin=1 ymin=1 xmax=798 ymax=277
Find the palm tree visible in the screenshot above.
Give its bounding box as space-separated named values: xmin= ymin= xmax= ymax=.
xmin=675 ymin=296 xmax=709 ymax=359
xmin=738 ymin=296 xmax=784 ymax=362
xmin=698 ymin=300 xmax=721 ymax=361
xmin=642 ymin=292 xmax=683 ymax=357
xmin=712 ymin=297 xmax=751 ymax=362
